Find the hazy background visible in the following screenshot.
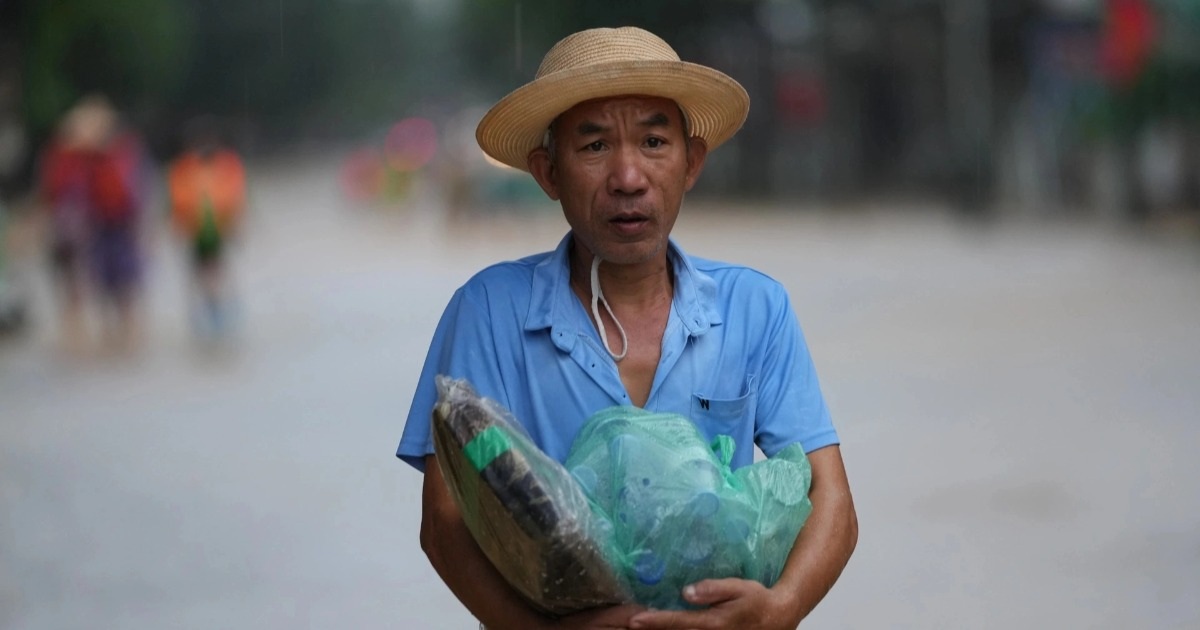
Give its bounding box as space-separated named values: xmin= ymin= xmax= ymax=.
xmin=1 ymin=1 xmax=1198 ymax=628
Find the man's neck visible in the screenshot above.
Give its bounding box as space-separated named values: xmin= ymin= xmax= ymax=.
xmin=568 ymin=244 xmax=673 ymax=309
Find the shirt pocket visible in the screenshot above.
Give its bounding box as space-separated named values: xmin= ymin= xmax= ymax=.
xmin=690 ymin=374 xmax=758 ymax=438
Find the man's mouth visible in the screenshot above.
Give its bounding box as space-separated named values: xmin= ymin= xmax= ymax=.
xmin=608 ymin=213 xmax=651 ymax=236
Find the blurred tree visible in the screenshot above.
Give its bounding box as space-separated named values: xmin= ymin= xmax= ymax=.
xmin=16 ymin=0 xmax=432 ymax=155
xmin=21 ymin=0 xmax=191 ymax=135
xmin=454 ymin=0 xmax=758 ymax=95
xmin=171 ymin=0 xmax=424 ymax=143
xmin=453 ymin=0 xmax=771 ymax=195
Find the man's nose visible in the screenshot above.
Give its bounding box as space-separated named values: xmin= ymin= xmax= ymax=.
xmin=606 ymin=147 xmax=649 ymax=196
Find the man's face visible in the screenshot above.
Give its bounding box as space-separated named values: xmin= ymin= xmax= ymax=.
xmin=528 ymin=95 xmax=708 ymax=267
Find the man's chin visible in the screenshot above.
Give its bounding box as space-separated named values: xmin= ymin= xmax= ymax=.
xmin=597 ymin=242 xmax=667 ymax=267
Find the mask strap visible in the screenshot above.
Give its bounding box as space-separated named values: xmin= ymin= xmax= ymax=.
xmin=590 ymin=256 xmax=628 ymax=362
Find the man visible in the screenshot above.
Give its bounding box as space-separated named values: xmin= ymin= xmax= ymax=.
xmin=398 ymin=27 xmax=857 ymax=629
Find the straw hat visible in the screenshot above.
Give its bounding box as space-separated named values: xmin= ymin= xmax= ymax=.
xmin=476 ymin=26 xmax=750 ymax=172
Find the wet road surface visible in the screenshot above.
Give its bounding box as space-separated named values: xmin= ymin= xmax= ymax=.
xmin=3 ymin=159 xmax=1198 ymax=628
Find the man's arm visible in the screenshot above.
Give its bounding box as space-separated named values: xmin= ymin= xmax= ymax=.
xmin=769 ymin=445 xmax=858 ymax=620
xmin=628 ymin=445 xmax=857 ymax=629
xmin=420 ymin=455 xmax=645 ymax=630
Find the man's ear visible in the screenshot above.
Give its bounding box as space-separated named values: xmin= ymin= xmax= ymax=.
xmin=527 ymin=147 xmax=560 ymax=201
xmin=683 ymin=136 xmax=708 ymax=192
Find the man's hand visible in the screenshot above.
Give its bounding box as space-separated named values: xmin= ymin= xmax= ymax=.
xmin=626 ymin=578 xmax=795 ymax=630
xmin=549 ymin=603 xmax=647 ymax=629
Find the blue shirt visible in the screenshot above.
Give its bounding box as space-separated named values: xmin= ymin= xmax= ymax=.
xmin=397 ymin=233 xmax=837 ymax=472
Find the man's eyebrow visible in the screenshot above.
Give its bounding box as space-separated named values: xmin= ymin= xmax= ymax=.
xmin=639 ymin=112 xmax=671 ymax=128
xmin=572 ymin=113 xmax=671 ymax=135
xmin=575 ymin=121 xmax=607 ymax=135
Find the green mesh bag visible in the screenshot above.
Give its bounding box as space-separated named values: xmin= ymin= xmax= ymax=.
xmin=430 ymin=377 xmax=812 ymax=614
xmin=565 ymin=407 xmax=812 ymax=609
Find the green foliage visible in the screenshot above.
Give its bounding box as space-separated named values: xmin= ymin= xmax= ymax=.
xmin=312 ymin=0 xmax=424 ymax=133
xmin=455 ymin=0 xmax=752 ymax=96
xmin=22 ymin=0 xmax=191 ymax=133
xmin=19 ymin=0 xmax=429 ymax=143
xmin=16 ymin=0 xmax=761 ymax=147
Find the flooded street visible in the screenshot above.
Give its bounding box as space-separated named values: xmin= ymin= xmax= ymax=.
xmin=3 ymin=158 xmax=1198 ymax=629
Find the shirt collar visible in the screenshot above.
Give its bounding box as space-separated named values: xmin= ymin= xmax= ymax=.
xmin=524 ymin=232 xmax=722 ymax=339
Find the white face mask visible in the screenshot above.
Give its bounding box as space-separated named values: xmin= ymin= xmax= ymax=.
xmin=590 ymin=256 xmax=628 ymax=362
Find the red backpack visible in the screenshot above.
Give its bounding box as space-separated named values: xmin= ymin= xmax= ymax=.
xmin=88 ymin=135 xmax=142 ymax=224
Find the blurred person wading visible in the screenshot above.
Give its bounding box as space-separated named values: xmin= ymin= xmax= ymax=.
xmin=37 ymin=95 xmax=149 ymax=353
xmin=167 ymin=118 xmax=246 ymax=338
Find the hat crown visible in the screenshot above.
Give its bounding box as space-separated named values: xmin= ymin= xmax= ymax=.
xmin=536 ymin=27 xmax=681 ymax=79
xmin=477 ymin=26 xmax=748 ymax=172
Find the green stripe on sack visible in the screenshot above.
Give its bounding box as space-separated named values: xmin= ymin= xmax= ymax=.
xmin=463 ymin=426 xmax=511 ymax=471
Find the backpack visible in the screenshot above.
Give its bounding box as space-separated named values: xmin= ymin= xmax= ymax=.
xmin=168 ymin=150 xmax=246 ymax=236
xmin=88 ymin=135 xmax=142 ymax=225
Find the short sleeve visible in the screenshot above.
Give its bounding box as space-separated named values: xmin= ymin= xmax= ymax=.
xmin=396 ymin=285 xmax=509 ymax=472
xmin=753 ymin=289 xmax=838 ymax=457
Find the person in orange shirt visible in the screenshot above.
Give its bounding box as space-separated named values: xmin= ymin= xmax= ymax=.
xmin=167 ymin=118 xmax=246 ymax=336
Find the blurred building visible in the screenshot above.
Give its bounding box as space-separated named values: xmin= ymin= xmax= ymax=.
xmin=679 ymin=0 xmax=1027 ymax=207
xmin=630 ymin=0 xmax=1199 ymax=221
xmin=1 ymin=0 xmax=1197 ymax=221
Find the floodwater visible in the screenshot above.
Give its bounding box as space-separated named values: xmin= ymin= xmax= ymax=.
xmin=2 ymin=158 xmax=1198 ymax=629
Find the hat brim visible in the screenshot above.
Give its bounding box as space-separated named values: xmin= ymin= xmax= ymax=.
xmin=476 ymin=60 xmax=750 ymax=172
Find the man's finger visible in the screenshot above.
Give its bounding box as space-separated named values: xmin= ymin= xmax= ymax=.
xmin=628 ymin=609 xmax=713 ymax=630
xmin=682 ymin=579 xmax=749 ymax=606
